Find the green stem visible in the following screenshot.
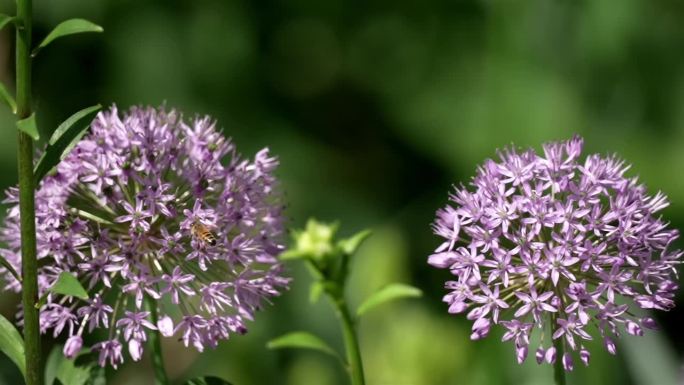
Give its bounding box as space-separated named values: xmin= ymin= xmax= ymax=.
xmin=145 ymin=297 xmax=169 ymax=385
xmin=331 ymin=297 xmax=365 ymax=385
xmin=552 ymin=327 xmax=566 ymax=385
xmin=15 ymin=0 xmax=42 ymax=384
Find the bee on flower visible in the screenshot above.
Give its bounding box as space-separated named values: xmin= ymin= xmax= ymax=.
xmin=0 ymin=106 xmax=290 ymax=367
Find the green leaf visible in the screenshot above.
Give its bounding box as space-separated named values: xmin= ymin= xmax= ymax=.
xmin=337 ymin=229 xmax=372 ymax=255
xmin=309 ymin=281 xmax=324 ymax=303
xmin=33 ymin=18 xmax=103 ymax=56
xmin=0 ymin=81 xmax=16 ymax=113
xmin=0 ymin=14 xmax=16 ymax=31
xmin=185 ymin=376 xmax=234 ymax=385
xmin=0 ymin=314 xmax=26 ymax=379
xmin=85 ymin=365 xmax=106 ymax=385
xmin=49 ymin=105 xmax=101 ymax=145
xmin=356 ymin=283 xmax=422 ymax=317
xmin=34 ymin=105 xmax=101 ymax=183
xmin=57 ymin=360 xmax=91 ymax=385
xmin=16 ymin=113 xmax=39 ymax=140
xmin=0 ymin=253 xmax=20 ymax=283
xmin=38 ymin=271 xmax=89 ymax=308
xmin=50 ymin=271 xmax=88 ymax=299
xmin=46 ymin=345 xmax=96 ymax=385
xmin=45 ymin=345 xmax=61 ymax=385
xmin=278 ymin=249 xmax=307 ymax=261
xmin=267 ymin=331 xmax=339 ymax=359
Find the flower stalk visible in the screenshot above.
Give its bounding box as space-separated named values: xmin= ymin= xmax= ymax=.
xmin=15 ymin=0 xmax=42 ymax=384
xmin=269 ymin=220 xmax=421 ymax=385
xmin=553 ymin=335 xmax=566 ymax=385
xmin=145 ymin=297 xmax=169 ymax=385
xmin=274 ymin=221 xmax=378 ymax=385
xmin=331 ymin=296 xmax=365 ymax=385
xmin=276 ymin=220 xmax=369 ymax=385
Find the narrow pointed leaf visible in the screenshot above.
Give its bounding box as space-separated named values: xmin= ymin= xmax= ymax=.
xmin=267 ymin=331 xmax=339 ymax=358
xmin=49 ymin=104 xmax=101 ymax=145
xmin=0 ymin=15 xmax=15 ymax=31
xmin=50 ymin=272 xmax=88 ymax=299
xmin=16 ymin=113 xmax=39 ymax=140
xmin=185 ymin=377 xmax=234 ymax=385
xmin=34 ymin=105 xmax=100 ymax=183
xmin=0 ymin=253 xmax=20 ymax=283
xmin=309 ymin=281 xmax=324 ymax=303
xmin=278 ymin=249 xmax=307 ymax=261
xmin=0 ymin=314 xmax=26 ymax=379
xmin=33 ymin=18 xmax=103 ymax=56
xmin=59 ymin=129 xmax=89 ymax=160
xmin=36 ymin=293 xmax=48 ymax=309
xmin=0 ymin=82 xmax=16 ymax=113
xmin=337 ymin=229 xmax=372 ymax=255
xmin=356 ymin=283 xmax=422 ymax=317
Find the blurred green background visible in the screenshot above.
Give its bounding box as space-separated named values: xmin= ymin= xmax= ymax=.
xmin=0 ymin=0 xmax=683 ymax=384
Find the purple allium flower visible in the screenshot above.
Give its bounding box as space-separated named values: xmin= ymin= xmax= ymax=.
xmin=0 ymin=106 xmax=289 ymax=366
xmin=428 ymin=135 xmax=681 ymax=369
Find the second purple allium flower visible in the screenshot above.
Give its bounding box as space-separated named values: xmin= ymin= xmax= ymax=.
xmin=428 ymin=136 xmax=681 ymax=369
xmin=0 ymin=106 xmax=289 ymax=367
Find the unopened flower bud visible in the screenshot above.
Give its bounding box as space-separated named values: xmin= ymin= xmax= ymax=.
xmin=157 ymin=315 xmax=174 ymax=337
xmin=63 ymin=335 xmax=83 ymax=359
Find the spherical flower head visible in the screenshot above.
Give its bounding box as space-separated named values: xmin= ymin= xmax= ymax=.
xmin=0 ymin=106 xmax=290 ymax=366
xmin=428 ymin=135 xmax=681 ymax=368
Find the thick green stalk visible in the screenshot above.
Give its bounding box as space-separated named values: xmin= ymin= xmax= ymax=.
xmin=15 ymin=0 xmax=42 ymax=384
xmin=331 ymin=297 xmax=365 ymax=385
xmin=145 ymin=297 xmax=169 ymax=385
xmin=553 ymin=332 xmax=566 ymax=385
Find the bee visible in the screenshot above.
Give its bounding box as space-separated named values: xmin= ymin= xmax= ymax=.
xmin=190 ymin=222 xmax=217 ymax=246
